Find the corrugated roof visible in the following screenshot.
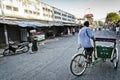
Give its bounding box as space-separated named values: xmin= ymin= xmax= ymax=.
xmin=0 ymin=20 xmax=49 ymax=27
xmin=0 ymin=19 xmax=77 ymax=27
xmin=48 ymin=22 xmax=64 ymax=26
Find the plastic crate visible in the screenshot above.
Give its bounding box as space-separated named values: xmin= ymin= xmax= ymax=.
xmin=96 ymin=46 xmax=113 ymax=58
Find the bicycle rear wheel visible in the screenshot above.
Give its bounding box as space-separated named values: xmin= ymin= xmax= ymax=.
xmin=70 ymin=54 xmax=87 ymax=76
xmin=113 ymin=48 xmax=119 ymax=70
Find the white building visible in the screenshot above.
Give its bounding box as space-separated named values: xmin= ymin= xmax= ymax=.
xmin=0 ymin=0 xmax=76 ymax=24
xmin=0 ymin=0 xmax=77 ymax=46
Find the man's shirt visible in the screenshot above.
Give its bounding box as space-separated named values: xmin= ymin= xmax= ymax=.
xmin=78 ymin=26 xmax=94 ymax=48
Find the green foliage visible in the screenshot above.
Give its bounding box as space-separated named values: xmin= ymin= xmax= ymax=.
xmin=94 ymin=21 xmax=97 ymax=25
xmin=98 ymin=21 xmax=104 ymax=26
xmin=106 ymin=12 xmax=120 ymax=23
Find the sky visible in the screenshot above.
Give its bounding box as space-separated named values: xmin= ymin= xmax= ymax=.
xmin=40 ymin=0 xmax=120 ymax=21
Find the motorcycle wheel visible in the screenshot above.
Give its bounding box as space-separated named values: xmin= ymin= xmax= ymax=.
xmin=3 ymin=49 xmax=11 ymax=56
xmin=22 ymin=46 xmax=29 ymax=53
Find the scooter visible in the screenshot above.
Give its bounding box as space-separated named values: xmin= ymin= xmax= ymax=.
xmin=3 ymin=41 xmax=29 ymax=56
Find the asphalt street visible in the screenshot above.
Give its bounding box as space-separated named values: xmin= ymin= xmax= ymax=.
xmin=0 ymin=30 xmax=120 ymax=80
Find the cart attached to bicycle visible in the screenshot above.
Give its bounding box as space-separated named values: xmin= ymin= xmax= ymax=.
xmin=70 ymin=37 xmax=119 ymax=76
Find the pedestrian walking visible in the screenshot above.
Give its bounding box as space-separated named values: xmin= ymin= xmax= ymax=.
xmin=116 ymin=27 xmax=119 ymax=35
xmin=72 ymin=28 xmax=75 ymax=35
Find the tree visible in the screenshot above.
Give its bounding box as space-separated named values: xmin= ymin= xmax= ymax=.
xmin=98 ymin=21 xmax=104 ymax=27
xmin=105 ymin=12 xmax=120 ymax=23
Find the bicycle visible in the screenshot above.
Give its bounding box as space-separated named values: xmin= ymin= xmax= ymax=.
xmin=70 ymin=37 xmax=119 ymax=76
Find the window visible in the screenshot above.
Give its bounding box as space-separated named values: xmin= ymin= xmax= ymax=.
xmin=24 ymin=9 xmax=28 ymax=13
xmin=13 ymin=7 xmax=18 ymax=11
xmin=68 ymin=15 xmax=71 ymax=18
xmin=16 ymin=0 xmax=21 ymax=2
xmin=37 ymin=12 xmax=40 ymax=15
xmin=62 ymin=18 xmax=67 ymax=20
xmin=10 ymin=0 xmax=13 ymax=2
xmin=29 ymin=10 xmax=32 ymax=14
xmin=6 ymin=5 xmax=12 ymax=10
xmin=54 ymin=11 xmax=61 ymax=15
xmin=43 ymin=13 xmax=45 ymax=16
xmin=55 ymin=16 xmax=61 ymax=19
xmin=33 ymin=11 xmax=36 ymax=14
xmin=62 ymin=14 xmax=67 ymax=17
xmin=68 ymin=19 xmax=71 ymax=21
xmin=43 ymin=7 xmax=45 ymax=10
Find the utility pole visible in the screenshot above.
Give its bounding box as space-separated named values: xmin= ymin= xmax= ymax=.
xmin=0 ymin=0 xmax=8 ymax=45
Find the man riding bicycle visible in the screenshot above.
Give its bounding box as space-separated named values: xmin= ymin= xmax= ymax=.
xmin=78 ymin=21 xmax=94 ymax=63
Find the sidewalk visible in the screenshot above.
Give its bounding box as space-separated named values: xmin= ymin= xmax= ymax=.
xmin=0 ymin=34 xmax=72 ymax=57
xmin=0 ymin=38 xmax=57 ymax=57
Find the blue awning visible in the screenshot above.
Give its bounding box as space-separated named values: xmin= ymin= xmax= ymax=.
xmin=17 ymin=23 xmax=36 ymax=27
xmin=0 ymin=20 xmax=49 ymax=27
xmin=0 ymin=19 xmax=76 ymax=27
xmin=31 ymin=22 xmax=49 ymax=27
xmin=17 ymin=21 xmax=49 ymax=27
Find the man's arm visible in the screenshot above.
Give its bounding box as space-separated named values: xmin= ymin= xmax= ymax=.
xmin=87 ymin=28 xmax=94 ymax=39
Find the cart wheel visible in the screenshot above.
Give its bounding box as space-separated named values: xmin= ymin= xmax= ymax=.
xmin=113 ymin=48 xmax=119 ymax=70
xmin=70 ymin=54 xmax=87 ymax=76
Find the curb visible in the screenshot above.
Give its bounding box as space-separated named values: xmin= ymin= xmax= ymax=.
xmin=0 ymin=49 xmax=4 ymax=57
xmin=0 ymin=55 xmax=3 ymax=58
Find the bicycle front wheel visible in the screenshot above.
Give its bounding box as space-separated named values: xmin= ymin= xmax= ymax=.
xmin=70 ymin=54 xmax=87 ymax=76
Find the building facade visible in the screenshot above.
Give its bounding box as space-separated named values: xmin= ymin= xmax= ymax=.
xmin=0 ymin=0 xmax=77 ymax=47
xmin=0 ymin=0 xmax=75 ymax=23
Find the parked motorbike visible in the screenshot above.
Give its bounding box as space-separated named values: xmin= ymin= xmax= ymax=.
xmin=3 ymin=41 xmax=29 ymax=56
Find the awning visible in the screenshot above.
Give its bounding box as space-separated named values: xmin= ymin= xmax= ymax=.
xmin=48 ymin=22 xmax=64 ymax=26
xmin=0 ymin=19 xmax=49 ymax=27
xmin=63 ymin=23 xmax=78 ymax=26
xmin=0 ymin=19 xmax=77 ymax=27
xmin=0 ymin=20 xmax=19 ymax=25
xmin=17 ymin=23 xmax=36 ymax=27
xmin=30 ymin=22 xmax=49 ymax=27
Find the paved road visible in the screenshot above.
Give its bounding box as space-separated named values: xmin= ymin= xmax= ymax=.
xmin=0 ymin=30 xmax=120 ymax=80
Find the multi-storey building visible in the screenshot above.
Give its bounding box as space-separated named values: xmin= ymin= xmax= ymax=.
xmin=0 ymin=0 xmax=77 ymax=47
xmin=0 ymin=0 xmax=75 ymax=23
xmin=53 ymin=7 xmax=75 ymax=23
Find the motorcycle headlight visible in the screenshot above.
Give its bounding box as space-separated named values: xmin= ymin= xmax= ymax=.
xmin=9 ymin=41 xmax=15 ymax=44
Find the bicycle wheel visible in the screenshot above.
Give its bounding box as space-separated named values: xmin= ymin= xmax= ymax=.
xmin=113 ymin=48 xmax=119 ymax=70
xmin=70 ymin=54 xmax=87 ymax=76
